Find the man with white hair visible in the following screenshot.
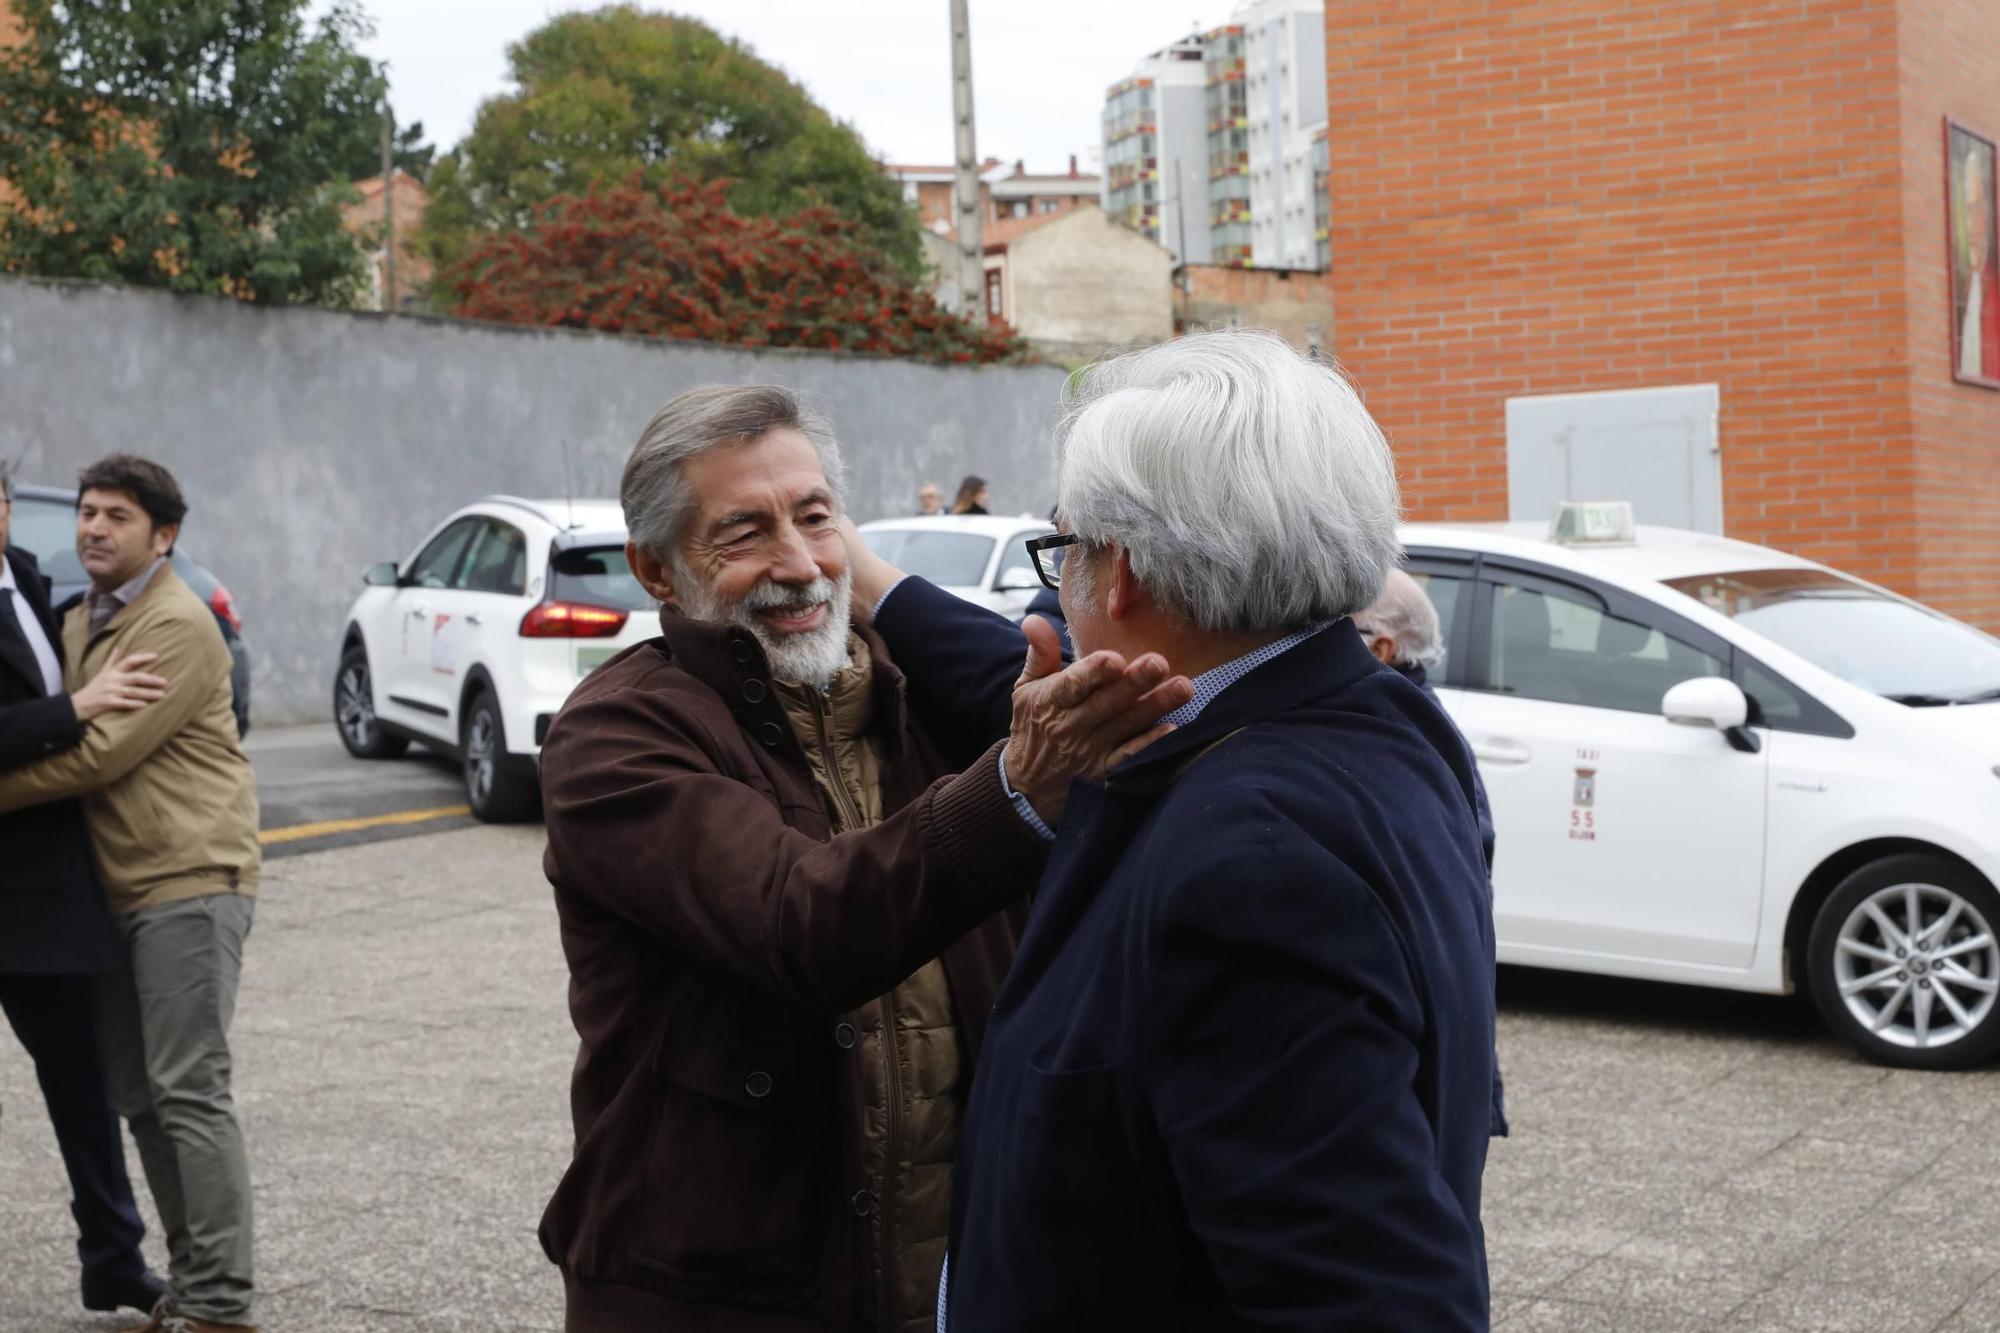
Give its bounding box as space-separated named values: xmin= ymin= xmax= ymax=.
xmin=850 ymin=329 xmax=1499 ymax=1328
xmin=535 ymin=385 xmax=1190 ymax=1332
xmin=1356 ymin=568 xmax=1496 ymax=870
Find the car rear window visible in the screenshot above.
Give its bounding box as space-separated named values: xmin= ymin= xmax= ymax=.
xmin=550 ymin=545 xmax=654 ymax=611
xmin=862 ymin=530 xmax=995 ymax=588
xmin=8 ymin=494 xmax=84 ymax=587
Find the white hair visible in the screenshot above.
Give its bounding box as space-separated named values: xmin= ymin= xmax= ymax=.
xmin=1055 ymin=329 xmax=1402 ymax=633
xmin=622 ymin=384 xmax=846 ymax=563
xmin=1355 ymin=568 xmax=1445 ymax=670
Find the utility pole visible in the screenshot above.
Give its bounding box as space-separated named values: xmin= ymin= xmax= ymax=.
xmin=380 ymin=99 xmax=396 ymax=312
xmin=949 ymin=0 xmax=983 ymax=323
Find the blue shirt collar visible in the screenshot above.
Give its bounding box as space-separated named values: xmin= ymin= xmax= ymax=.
xmin=1158 ymin=623 xmax=1335 ymax=730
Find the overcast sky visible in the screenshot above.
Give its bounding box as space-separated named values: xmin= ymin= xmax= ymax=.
xmin=336 ymin=1 xmax=1230 ymax=173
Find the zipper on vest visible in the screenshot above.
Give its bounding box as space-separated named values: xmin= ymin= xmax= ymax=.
xmin=807 ymin=686 xmax=866 ymax=833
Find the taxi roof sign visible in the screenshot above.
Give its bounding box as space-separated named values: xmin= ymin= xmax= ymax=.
xmin=1548 ymin=500 xmax=1637 ymax=546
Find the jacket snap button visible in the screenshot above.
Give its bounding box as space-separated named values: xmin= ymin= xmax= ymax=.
xmin=742 ymin=679 xmax=767 ymax=704
xmin=744 ymin=1070 xmax=773 ymax=1098
xmin=851 ymin=1189 xmax=871 ymax=1217
xmin=731 ymin=640 xmax=754 ymax=663
xmin=759 ymin=721 xmax=784 ymax=748
xmin=833 ymin=1022 xmax=856 ymax=1049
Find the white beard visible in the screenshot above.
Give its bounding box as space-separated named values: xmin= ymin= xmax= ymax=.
xmin=678 ymin=566 xmax=855 ymax=686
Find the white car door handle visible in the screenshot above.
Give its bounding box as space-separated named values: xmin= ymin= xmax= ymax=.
xmin=1473 ymin=737 xmax=1532 ymax=766
xmin=408 ymin=605 xmax=429 ymax=619
xmin=464 ymin=613 xmax=482 ymax=627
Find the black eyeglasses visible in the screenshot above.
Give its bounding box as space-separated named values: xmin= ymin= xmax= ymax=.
xmin=1025 ymin=533 xmax=1080 ymax=592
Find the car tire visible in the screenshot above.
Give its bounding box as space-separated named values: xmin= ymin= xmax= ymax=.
xmin=461 ymin=689 xmax=539 ymax=824
xmin=1807 ymin=853 xmax=2000 ymax=1071
xmin=333 ymin=645 xmax=408 ymax=760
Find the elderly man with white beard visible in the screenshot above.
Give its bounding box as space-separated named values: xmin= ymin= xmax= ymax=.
xmin=534 ymin=384 xmax=1191 ymax=1333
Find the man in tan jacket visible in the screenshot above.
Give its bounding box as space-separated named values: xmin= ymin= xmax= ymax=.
xmin=0 ymin=455 xmax=260 ymax=1333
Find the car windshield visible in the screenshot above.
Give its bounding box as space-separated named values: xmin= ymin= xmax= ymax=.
xmin=549 ymin=545 xmax=654 ymax=611
xmin=862 ymin=529 xmax=995 ymax=588
xmin=1663 ymin=568 xmax=2000 ymax=705
xmin=8 ymin=494 xmax=84 ymax=587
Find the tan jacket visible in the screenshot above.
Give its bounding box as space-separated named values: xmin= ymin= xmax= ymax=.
xmin=0 ymin=563 xmax=259 ymax=914
xmin=778 ymin=637 xmax=963 ymax=1333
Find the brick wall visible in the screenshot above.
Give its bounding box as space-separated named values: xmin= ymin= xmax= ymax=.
xmin=1322 ymin=0 xmax=1968 ymax=612
xmin=1894 ymin=0 xmax=2000 ymax=629
xmin=1176 ymin=263 xmax=1335 ymax=351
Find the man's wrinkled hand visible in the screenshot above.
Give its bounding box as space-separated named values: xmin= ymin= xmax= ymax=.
xmin=1003 ymin=616 xmax=1191 ymax=828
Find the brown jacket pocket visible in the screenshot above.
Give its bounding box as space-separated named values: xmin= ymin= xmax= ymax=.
xmin=631 ymin=1017 xmax=834 ymax=1307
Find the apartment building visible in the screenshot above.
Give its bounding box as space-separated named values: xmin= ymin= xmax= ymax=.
xmin=1240 ymin=0 xmax=1328 ymax=270
xmin=1109 ymin=5 xmax=1328 ymax=270
xmin=1101 ymin=33 xmax=1212 ymax=264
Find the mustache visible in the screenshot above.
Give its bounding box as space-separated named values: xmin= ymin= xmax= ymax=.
xmin=742 ymin=578 xmax=837 ymax=614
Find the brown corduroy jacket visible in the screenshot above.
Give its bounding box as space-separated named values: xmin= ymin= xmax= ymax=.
xmin=538 ymin=609 xmax=1043 ymax=1333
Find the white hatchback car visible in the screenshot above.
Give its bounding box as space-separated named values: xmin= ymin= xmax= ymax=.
xmin=1405 ymin=507 xmax=2000 ymax=1068
xmin=858 ymin=514 xmax=1056 ymax=621
xmin=334 ymin=497 xmax=656 ymax=821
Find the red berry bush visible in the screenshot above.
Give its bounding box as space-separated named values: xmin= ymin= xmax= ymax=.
xmin=440 ymin=177 xmax=1028 ymax=364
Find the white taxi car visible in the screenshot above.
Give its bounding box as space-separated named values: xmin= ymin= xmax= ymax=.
xmin=858 ymin=514 xmax=1056 ymax=621
xmin=334 ymin=498 xmax=655 ymax=821
xmin=1408 ymin=504 xmax=2000 ymax=1069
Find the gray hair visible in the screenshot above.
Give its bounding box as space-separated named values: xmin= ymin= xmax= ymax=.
xmin=622 ymin=385 xmax=847 ymax=562
xmin=0 ymin=463 xmax=11 ymax=502
xmin=1055 ymin=328 xmax=1402 ymax=633
xmin=1355 ymin=568 xmax=1445 ymax=669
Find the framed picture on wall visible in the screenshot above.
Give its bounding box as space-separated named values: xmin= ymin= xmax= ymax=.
xmin=1947 ymin=120 xmax=2000 ymax=389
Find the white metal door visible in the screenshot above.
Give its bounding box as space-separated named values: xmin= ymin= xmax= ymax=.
xmin=1506 ymin=384 xmax=1722 ymax=533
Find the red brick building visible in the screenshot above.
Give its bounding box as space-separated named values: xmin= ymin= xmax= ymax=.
xmin=1324 ymin=0 xmax=2000 ymax=631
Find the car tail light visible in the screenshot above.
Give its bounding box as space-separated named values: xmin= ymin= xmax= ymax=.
xmin=208 ymin=583 xmax=243 ymax=632
xmin=519 ymin=601 xmax=628 ymax=638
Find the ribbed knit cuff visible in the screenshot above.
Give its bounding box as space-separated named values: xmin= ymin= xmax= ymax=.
xmin=927 ymin=739 xmax=1054 ymax=905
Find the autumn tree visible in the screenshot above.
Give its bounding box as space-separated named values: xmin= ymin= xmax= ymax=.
xmin=419 ymin=7 xmax=922 ymax=277
xmin=440 ymin=177 xmax=1024 ymax=365
xmin=0 ymin=0 xmax=384 ymax=304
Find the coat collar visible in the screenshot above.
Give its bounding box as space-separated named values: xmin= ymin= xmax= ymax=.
xmin=655 ymin=607 xmax=912 ymax=762
xmin=1106 ymin=615 xmax=1378 ymax=790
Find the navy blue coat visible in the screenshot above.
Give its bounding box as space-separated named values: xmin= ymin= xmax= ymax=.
xmin=875 ymin=578 xmax=1498 ymax=1331
xmin=0 ymin=546 xmax=119 ymax=975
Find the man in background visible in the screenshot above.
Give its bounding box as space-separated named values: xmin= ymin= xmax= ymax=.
xmin=917 ymin=480 xmax=944 ymax=515
xmin=0 ymin=455 xmax=262 ymax=1333
xmin=1354 ymin=568 xmax=1495 ymax=870
xmin=0 ymin=465 xmax=169 ymax=1320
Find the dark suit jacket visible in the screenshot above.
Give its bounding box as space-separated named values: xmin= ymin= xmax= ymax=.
xmin=877 ymin=577 xmax=1497 ymax=1331
xmin=0 ymin=545 xmax=119 ymax=975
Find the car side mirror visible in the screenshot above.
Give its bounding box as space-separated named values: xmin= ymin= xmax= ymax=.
xmin=363 ymin=561 xmax=402 ymax=588
xmin=994 ymin=568 xmax=1043 ymax=593
xmin=1662 ymin=676 xmax=1760 ymax=753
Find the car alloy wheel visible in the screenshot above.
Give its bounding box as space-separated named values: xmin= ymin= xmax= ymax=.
xmin=332 ymin=647 xmax=408 ymax=760
xmin=337 ymin=661 xmax=376 ymax=751
xmin=465 ymin=705 xmax=498 ymax=809
xmin=1832 ymin=881 xmax=1999 ymax=1052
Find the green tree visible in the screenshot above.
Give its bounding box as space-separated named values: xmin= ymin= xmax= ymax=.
xmin=419 ymin=6 xmax=922 ymax=277
xmin=0 ymin=0 xmax=383 ymax=304
xmin=333 ymin=114 xmax=437 ymax=185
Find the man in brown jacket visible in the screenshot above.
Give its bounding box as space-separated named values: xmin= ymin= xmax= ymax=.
xmin=538 ymin=386 xmax=1188 ymax=1332
xmin=0 ymin=456 xmax=261 ymax=1333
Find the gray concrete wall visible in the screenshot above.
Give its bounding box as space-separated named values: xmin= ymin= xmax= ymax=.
xmin=0 ymin=278 xmax=1070 ymax=723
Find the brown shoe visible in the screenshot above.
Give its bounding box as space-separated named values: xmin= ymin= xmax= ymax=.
xmin=117 ymin=1294 xmax=174 ymax=1332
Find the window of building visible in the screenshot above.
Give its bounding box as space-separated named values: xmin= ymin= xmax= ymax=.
xmin=1037 ymin=199 xmax=1060 ymax=214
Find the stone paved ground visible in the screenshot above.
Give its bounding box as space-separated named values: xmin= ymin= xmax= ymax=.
xmin=5 ymin=824 xmax=2000 ymax=1331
